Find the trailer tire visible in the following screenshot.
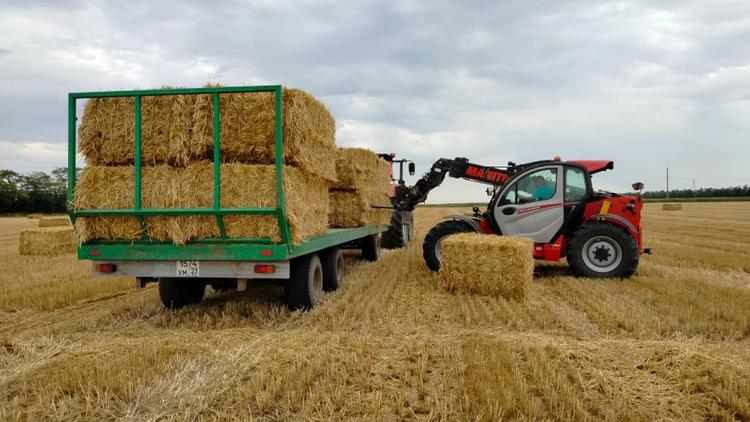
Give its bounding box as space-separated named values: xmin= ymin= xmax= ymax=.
xmin=285 ymin=254 xmax=324 ymax=310
xmin=361 ymin=234 xmax=381 ymax=262
xmin=566 ymin=222 xmax=639 ymax=278
xmin=320 ymin=247 xmax=345 ymax=291
xmin=158 ymin=278 xmax=206 ymax=309
xmin=423 ymin=220 xmax=475 ymax=272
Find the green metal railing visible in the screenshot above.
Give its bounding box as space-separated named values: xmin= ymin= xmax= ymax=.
xmin=67 ymin=85 xmax=294 ymax=251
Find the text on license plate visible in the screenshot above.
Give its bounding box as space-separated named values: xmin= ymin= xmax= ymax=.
xmin=176 ymin=260 xmax=200 ymax=277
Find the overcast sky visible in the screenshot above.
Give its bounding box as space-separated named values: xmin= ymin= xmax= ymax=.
xmin=1 ymin=0 xmax=749 ymax=202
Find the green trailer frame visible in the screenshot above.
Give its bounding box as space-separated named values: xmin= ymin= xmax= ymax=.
xmin=67 ymin=85 xmax=383 ymax=262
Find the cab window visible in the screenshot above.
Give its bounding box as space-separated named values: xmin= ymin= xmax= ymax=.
xmin=565 ymin=167 xmax=587 ymax=201
xmin=500 ymin=168 xmax=557 ymax=205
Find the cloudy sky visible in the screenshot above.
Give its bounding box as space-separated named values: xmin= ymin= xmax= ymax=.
xmin=1 ymin=0 xmax=749 ymax=202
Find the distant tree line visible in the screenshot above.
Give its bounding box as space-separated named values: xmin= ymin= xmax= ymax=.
xmin=0 ymin=168 xmax=75 ymax=213
xmin=641 ymin=185 xmax=750 ymax=199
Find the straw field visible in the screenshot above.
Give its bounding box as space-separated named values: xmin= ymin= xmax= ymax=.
xmin=1 ymin=202 xmax=749 ymax=420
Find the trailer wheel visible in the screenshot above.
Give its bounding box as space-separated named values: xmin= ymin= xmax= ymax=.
xmin=423 ymin=220 xmax=475 ymax=271
xmin=320 ymin=247 xmax=345 ymax=291
xmin=285 ymin=254 xmax=324 ymax=310
xmin=158 ymin=278 xmax=206 ymax=309
xmin=361 ymin=234 xmax=381 ymax=262
xmin=566 ymin=222 xmax=639 ymax=278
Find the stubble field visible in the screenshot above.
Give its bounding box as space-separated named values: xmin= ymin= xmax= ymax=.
xmin=1 ymin=203 xmax=749 ymax=420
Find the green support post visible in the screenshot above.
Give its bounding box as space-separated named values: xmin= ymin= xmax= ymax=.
xmin=133 ymin=95 xmax=148 ymax=238
xmin=67 ymin=94 xmax=77 ymax=224
xmin=212 ymin=92 xmax=227 ymax=237
xmin=272 ymin=86 xmax=294 ymax=252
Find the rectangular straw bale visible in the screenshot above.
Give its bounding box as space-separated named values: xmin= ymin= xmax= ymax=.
xmin=438 ymin=233 xmax=533 ymax=301
xmin=78 ymin=90 xmax=201 ymax=166
xmin=332 ymin=147 xmax=391 ymax=192
xmin=73 ymin=162 xmax=329 ymax=245
xmin=38 ymin=216 xmax=71 ymax=228
xmin=27 ymin=213 xmax=42 ymax=219
xmin=329 ymin=189 xmax=391 ymax=228
xmin=192 ymin=88 xmax=336 ymax=181
xmin=662 ymin=203 xmax=682 ymax=211
xmin=18 ymin=227 xmax=77 ymax=256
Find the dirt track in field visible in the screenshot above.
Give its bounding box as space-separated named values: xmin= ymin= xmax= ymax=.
xmin=1 ymin=203 xmax=749 ymax=420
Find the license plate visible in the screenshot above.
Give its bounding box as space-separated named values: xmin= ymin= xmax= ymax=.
xmin=176 ymin=260 xmax=200 ymax=277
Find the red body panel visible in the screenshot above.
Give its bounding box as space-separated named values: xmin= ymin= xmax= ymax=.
xmin=533 ymin=236 xmax=565 ymax=261
xmin=566 ymin=160 xmax=614 ymax=174
xmin=582 ymin=195 xmax=643 ymax=252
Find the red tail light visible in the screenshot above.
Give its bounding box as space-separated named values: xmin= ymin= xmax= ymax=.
xmin=95 ymin=264 xmax=117 ymax=273
xmin=254 ymin=264 xmax=275 ymax=274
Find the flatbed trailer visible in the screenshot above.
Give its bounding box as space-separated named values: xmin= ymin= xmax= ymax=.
xmin=68 ymin=85 xmax=385 ymax=310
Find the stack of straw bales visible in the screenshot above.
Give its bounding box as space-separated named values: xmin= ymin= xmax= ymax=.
xmin=18 ymin=227 xmax=77 ymax=256
xmin=329 ymin=148 xmax=392 ymax=228
xmin=38 ymin=216 xmax=71 ymax=228
xmin=438 ymin=233 xmax=534 ymax=301
xmin=74 ymin=87 xmax=336 ymax=245
xmin=662 ymin=203 xmax=682 ymax=211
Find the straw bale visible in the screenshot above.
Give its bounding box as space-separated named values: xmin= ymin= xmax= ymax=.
xmin=73 ymin=162 xmax=329 ymax=245
xmin=332 ymin=148 xmax=391 ymax=192
xmin=38 ymin=216 xmax=71 ymax=228
xmin=192 ymin=88 xmax=336 ymax=181
xmin=662 ymin=203 xmax=682 ymax=211
xmin=78 ymin=91 xmax=200 ymax=166
xmin=18 ymin=227 xmax=77 ymax=256
xmin=438 ymin=233 xmax=533 ymax=301
xmin=329 ymin=189 xmax=391 ymax=228
xmin=27 ymin=213 xmax=42 ymax=219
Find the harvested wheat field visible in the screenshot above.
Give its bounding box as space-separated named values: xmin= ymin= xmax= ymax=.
xmin=1 ymin=203 xmax=749 ymax=420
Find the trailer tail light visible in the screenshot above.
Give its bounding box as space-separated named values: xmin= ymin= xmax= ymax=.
xmin=261 ymin=249 xmax=272 ymax=257
xmin=254 ymin=264 xmax=275 ymax=274
xmin=95 ymin=263 xmax=117 ymax=273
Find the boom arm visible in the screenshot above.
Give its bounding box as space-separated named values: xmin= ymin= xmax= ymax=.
xmin=396 ymin=157 xmax=511 ymax=211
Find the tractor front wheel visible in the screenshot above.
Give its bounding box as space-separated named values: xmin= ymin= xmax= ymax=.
xmin=566 ymin=222 xmax=639 ymax=278
xmin=423 ymin=220 xmax=475 ymax=271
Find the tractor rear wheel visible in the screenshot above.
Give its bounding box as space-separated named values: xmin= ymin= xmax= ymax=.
xmin=382 ymin=211 xmax=414 ymax=249
xmin=158 ymin=278 xmax=206 ymax=309
xmin=566 ymin=222 xmax=639 ymax=278
xmin=423 ymin=220 xmax=474 ymax=271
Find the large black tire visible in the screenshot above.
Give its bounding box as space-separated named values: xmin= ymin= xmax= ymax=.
xmin=422 ymin=220 xmax=475 ymax=271
xmin=158 ymin=278 xmax=206 ymax=309
xmin=320 ymin=247 xmax=345 ymax=291
xmin=361 ymin=234 xmax=381 ymax=262
xmin=566 ymin=222 xmax=639 ymax=278
xmin=285 ymin=254 xmax=324 ymax=310
xmin=382 ymin=211 xmax=414 ymax=249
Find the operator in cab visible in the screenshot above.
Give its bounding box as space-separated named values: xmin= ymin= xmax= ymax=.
xmin=531 ymin=175 xmax=554 ymax=201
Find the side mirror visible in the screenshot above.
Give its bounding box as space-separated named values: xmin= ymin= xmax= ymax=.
xmin=408 ymin=162 xmax=415 ymax=176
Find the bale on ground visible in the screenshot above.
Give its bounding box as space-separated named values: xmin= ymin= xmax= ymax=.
xmin=38 ymin=216 xmax=71 ymax=228
xmin=332 ymin=147 xmax=391 ymax=192
xmin=78 ymin=91 xmax=199 ymax=166
xmin=27 ymin=214 xmax=42 ymax=219
xmin=18 ymin=227 xmax=77 ymax=256
xmin=73 ymin=162 xmax=329 ymax=245
xmin=328 ymin=189 xmax=391 ymax=228
xmin=662 ymin=203 xmax=682 ymax=211
xmin=438 ymin=233 xmax=533 ymax=301
xmin=193 ymin=88 xmax=337 ymax=181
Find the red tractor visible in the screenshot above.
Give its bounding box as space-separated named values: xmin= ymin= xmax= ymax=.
xmin=395 ymin=157 xmax=648 ymax=278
